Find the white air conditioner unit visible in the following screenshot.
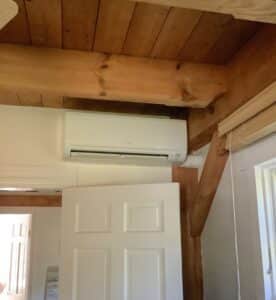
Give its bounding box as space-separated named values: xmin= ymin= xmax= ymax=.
xmin=64 ymin=111 xmax=187 ymax=166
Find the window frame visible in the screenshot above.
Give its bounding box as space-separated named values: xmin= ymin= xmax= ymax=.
xmin=256 ymin=159 xmax=276 ymax=300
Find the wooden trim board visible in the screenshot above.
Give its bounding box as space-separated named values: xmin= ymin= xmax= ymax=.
xmin=219 ymin=82 xmax=276 ymax=136
xmin=0 ymin=195 xmax=62 ymax=207
xmin=226 ymin=103 xmax=276 ymax=151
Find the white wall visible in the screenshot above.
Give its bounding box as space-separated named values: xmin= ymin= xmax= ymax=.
xmin=202 ymin=133 xmax=276 ymax=300
xmin=30 ymin=208 xmax=61 ymax=300
xmin=0 ymin=105 xmax=171 ymax=189
xmin=0 ymin=104 xmax=172 ymax=300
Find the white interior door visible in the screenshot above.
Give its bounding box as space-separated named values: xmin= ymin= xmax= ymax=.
xmin=60 ymin=183 xmax=183 ymax=300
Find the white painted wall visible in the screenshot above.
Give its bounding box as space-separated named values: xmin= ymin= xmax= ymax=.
xmin=30 ymin=208 xmax=61 ymax=300
xmin=0 ymin=104 xmax=172 ymax=300
xmin=0 ymin=105 xmax=171 ymax=189
xmin=202 ymin=133 xmax=276 ymax=300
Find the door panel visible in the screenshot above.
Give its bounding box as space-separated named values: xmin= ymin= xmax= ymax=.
xmin=60 ymin=183 xmax=183 ymax=300
xmin=124 ymin=200 xmax=163 ymax=232
xmin=75 ymin=198 xmax=111 ymax=233
xmin=72 ymin=249 xmax=110 ymax=300
xmin=125 ymin=249 xmax=165 ymax=300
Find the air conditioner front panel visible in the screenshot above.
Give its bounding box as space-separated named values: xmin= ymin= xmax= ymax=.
xmin=64 ymin=112 xmax=187 ymax=165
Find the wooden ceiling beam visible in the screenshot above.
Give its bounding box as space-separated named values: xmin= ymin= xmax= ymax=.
xmin=0 ymin=44 xmax=228 ymax=108
xmin=188 ymin=24 xmax=276 ymax=151
xmin=132 ymin=0 xmax=276 ymax=23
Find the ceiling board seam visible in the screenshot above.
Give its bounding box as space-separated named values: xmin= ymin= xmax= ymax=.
xmin=149 ymin=7 xmax=172 ymax=58
xmin=39 ymin=93 xmax=43 ymax=106
xmin=177 ymin=10 xmax=203 ymax=59
xmin=91 ymin=0 xmax=101 ymax=51
xmin=16 ymin=93 xmax=21 ymax=105
xmin=121 ymin=2 xmax=138 ymax=54
xmin=61 ymin=0 xmax=65 ymax=49
xmin=224 ymin=22 xmax=265 ymax=65
xmin=202 ymin=16 xmax=234 ymax=63
xmin=58 ymin=0 xmax=62 ymax=48
xmin=23 ymin=0 xmax=32 ymax=45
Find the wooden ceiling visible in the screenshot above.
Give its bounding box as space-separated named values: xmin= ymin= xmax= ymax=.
xmin=0 ymin=0 xmax=262 ymax=64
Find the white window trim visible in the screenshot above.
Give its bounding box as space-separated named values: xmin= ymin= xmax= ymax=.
xmin=256 ymin=159 xmax=276 ymax=300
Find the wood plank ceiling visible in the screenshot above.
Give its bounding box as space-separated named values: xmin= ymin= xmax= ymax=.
xmin=0 ymin=0 xmax=261 ymax=65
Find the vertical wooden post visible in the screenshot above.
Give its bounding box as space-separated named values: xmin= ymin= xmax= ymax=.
xmin=191 ymin=131 xmax=229 ymax=237
xmin=172 ymin=167 xmax=203 ymax=300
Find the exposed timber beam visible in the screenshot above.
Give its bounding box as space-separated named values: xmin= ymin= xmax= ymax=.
xmin=172 ymin=167 xmax=203 ymax=300
xmin=0 ymin=44 xmax=228 ymax=108
xmin=188 ymin=24 xmax=276 ymax=151
xmin=132 ymin=0 xmax=276 ymax=23
xmin=226 ymin=103 xmax=276 ymax=151
xmin=0 ymin=195 xmax=62 ymax=207
xmin=190 ymin=131 xmax=229 ymax=237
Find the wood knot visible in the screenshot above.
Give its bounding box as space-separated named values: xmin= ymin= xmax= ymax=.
xmin=207 ymin=104 xmax=215 ymax=114
xmin=100 ymin=64 xmax=109 ymax=69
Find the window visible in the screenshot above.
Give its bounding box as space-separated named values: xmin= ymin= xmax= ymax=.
xmin=0 ymin=214 xmax=31 ymax=300
xmin=256 ymin=159 xmax=276 ymax=300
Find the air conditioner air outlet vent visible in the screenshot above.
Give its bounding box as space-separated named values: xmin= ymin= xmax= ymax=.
xmin=70 ymin=149 xmax=169 ymax=159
